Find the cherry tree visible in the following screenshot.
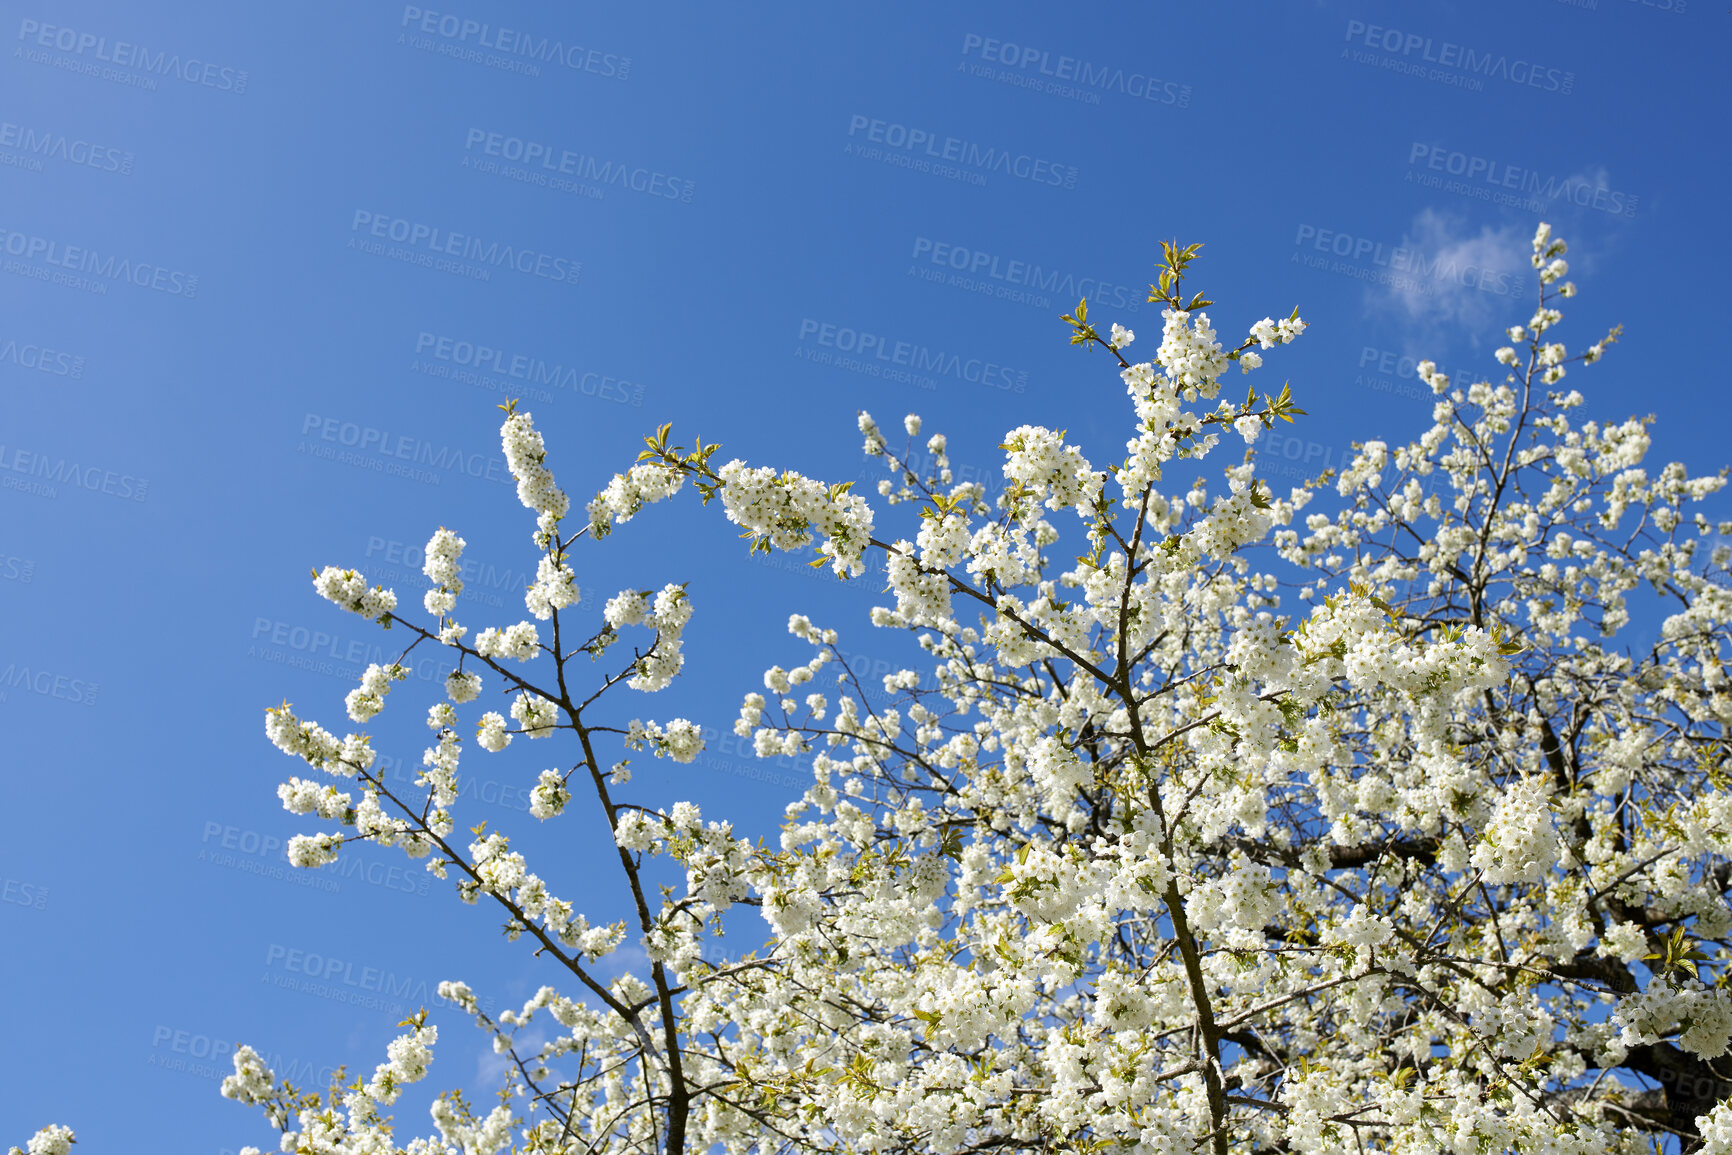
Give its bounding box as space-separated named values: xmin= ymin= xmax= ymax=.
xmin=17 ymin=223 xmax=1732 ymax=1155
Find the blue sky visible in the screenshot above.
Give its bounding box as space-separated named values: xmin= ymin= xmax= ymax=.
xmin=0 ymin=1 xmax=1721 ymax=1149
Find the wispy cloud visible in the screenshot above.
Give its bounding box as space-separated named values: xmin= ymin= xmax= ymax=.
xmin=1370 ymin=208 xmax=1529 ymax=355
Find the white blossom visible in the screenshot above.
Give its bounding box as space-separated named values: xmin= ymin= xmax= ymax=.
xmin=197 ymin=223 xmax=1732 ymax=1155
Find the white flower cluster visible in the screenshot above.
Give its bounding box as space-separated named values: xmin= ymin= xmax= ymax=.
xmin=1120 ymin=303 xmax=1304 ymax=510
xmin=1185 ymin=858 xmax=1279 ymax=937
xmin=858 ymin=411 xmax=888 ymax=456
xmin=218 ymin=1044 xmax=275 ymax=1112
xmin=1416 ymin=359 xmax=1450 ymax=394
xmin=419 ymin=727 xmax=461 ymax=812
xmin=613 ymin=807 xmax=662 ymax=853
xmin=915 ymin=511 xmax=970 ymax=571
xmin=343 ymin=661 xmax=407 ymax=722
xmin=715 ymin=459 xmax=876 ymax=577
xmin=476 ymin=711 xmax=510 ymax=753
xmin=1702 ymin=1103 xmax=1732 ymax=1155
xmin=1116 ymin=361 xmax=1189 ymax=501
xmin=264 ymin=704 xmax=374 ymax=779
xmin=734 ymin=691 xmax=766 ymax=737
xmin=525 ymin=553 xmax=580 ymax=620
xmin=603 ymin=583 xmax=692 ymax=692
xmin=413 ymin=737 xmax=464 ymax=834
xmin=500 ymin=410 xmax=569 ymax=540
xmin=528 ymin=769 xmax=570 ymax=818
xmin=1325 ymin=901 xmax=1394 ymax=954
xmin=468 ymin=831 xmax=527 ymax=898
xmin=277 ymin=777 xmax=351 ymax=821
xmin=1615 ymin=977 xmax=1732 ymax=1058
xmin=7 ymin=1126 xmax=73 ymax=1155
xmin=509 ymin=691 xmax=559 ymax=738
xmin=422 ymin=527 xmax=465 ymax=616
xmin=883 ymin=540 xmax=954 ymax=627
xmin=1157 ymin=307 xmax=1229 ymax=398
xmin=1292 ymin=589 xmax=1509 ymax=705
xmin=1000 ymin=425 xmax=1101 ymax=524
xmin=199 ymin=222 xmax=1732 ymax=1155
xmin=473 ymin=621 xmax=539 ymax=662
xmin=1469 ymin=777 xmax=1562 ymax=885
xmin=625 ymin=717 xmax=705 ymax=763
xmin=312 ymin=565 xmax=396 ymax=623
xmin=603 ymin=588 xmax=650 ymax=629
xmin=445 ymin=669 xmax=482 ymax=704
xmin=586 ymin=461 xmax=684 ymax=537
xmin=286 ymin=831 xmax=341 ymax=868
xmin=364 ymin=1023 xmax=436 ymax=1104
xmin=1596 ymin=919 xmax=1649 ymax=965
xmin=1192 ymin=485 xmax=1273 ymax=559
xmin=430 ymin=1100 xmax=515 ymax=1154
xmin=1532 ymin=221 xmax=1570 ymax=279
xmin=1248 ymin=313 xmax=1306 ymax=349
xmin=248 ymin=1021 xmax=441 ymax=1154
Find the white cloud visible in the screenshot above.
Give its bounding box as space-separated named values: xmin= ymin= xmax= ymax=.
xmin=1370 ymin=208 xmax=1528 ymax=355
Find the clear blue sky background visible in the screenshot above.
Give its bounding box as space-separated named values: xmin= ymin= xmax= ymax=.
xmin=1 ymin=2 xmax=1721 ymax=1149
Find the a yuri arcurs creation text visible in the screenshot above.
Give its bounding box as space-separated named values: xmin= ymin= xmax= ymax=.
xmin=18 ymin=224 xmax=1732 ymax=1155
